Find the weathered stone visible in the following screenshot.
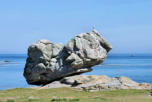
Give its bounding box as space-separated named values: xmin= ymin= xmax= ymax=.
xmin=24 ymin=30 xmax=112 ymax=85
xmin=37 ymin=75 xmax=152 ymax=91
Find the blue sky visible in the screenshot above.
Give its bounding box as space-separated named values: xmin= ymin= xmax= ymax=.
xmin=0 ymin=0 xmax=152 ymax=54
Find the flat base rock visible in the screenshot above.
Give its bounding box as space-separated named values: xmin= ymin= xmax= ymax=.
xmin=31 ymin=75 xmax=152 ymax=91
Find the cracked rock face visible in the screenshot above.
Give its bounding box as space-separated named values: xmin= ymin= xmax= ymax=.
xmin=24 ymin=30 xmax=112 ymax=85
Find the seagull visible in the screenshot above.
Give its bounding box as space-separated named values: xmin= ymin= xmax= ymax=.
xmin=92 ymin=25 xmax=98 ymax=34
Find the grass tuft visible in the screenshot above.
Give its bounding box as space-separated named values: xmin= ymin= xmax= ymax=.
xmin=51 ymin=98 xmax=79 ymax=102
xmin=6 ymin=100 xmax=15 ymax=102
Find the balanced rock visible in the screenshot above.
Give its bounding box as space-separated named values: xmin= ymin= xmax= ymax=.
xmin=24 ymin=30 xmax=112 ymax=85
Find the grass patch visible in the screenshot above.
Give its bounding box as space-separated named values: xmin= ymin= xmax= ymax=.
xmin=51 ymin=98 xmax=79 ymax=102
xmin=6 ymin=100 xmax=15 ymax=102
xmin=28 ymin=99 xmax=39 ymax=102
xmin=0 ymin=88 xmax=151 ymax=102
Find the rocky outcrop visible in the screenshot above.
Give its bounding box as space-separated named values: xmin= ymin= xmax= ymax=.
xmin=24 ymin=30 xmax=112 ymax=85
xmin=38 ymin=75 xmax=152 ymax=91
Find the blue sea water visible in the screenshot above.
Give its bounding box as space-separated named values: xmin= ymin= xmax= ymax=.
xmin=0 ymin=54 xmax=152 ymax=90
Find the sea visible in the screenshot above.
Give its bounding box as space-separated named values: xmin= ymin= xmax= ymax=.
xmin=0 ymin=54 xmax=152 ymax=90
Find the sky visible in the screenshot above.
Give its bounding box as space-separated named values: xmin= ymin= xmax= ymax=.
xmin=0 ymin=0 xmax=152 ymax=54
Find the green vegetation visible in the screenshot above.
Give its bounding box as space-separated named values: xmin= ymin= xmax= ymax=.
xmin=0 ymin=88 xmax=151 ymax=102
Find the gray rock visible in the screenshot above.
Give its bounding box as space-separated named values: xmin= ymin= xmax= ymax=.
xmin=40 ymin=81 xmax=70 ymax=89
xmin=35 ymin=75 xmax=152 ymax=90
xmin=24 ymin=30 xmax=112 ymax=85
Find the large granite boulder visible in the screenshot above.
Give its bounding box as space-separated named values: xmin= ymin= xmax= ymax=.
xmin=24 ymin=30 xmax=112 ymax=85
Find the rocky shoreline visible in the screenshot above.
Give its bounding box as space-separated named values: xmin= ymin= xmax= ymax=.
xmin=32 ymin=75 xmax=152 ymax=91
xmin=23 ymin=30 xmax=152 ymax=91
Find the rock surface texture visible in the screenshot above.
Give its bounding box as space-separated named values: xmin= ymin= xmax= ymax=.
xmin=24 ymin=30 xmax=112 ymax=85
xmin=38 ymin=75 xmax=152 ymax=91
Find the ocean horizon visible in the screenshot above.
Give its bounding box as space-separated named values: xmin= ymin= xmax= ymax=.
xmin=0 ymin=53 xmax=152 ymax=90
